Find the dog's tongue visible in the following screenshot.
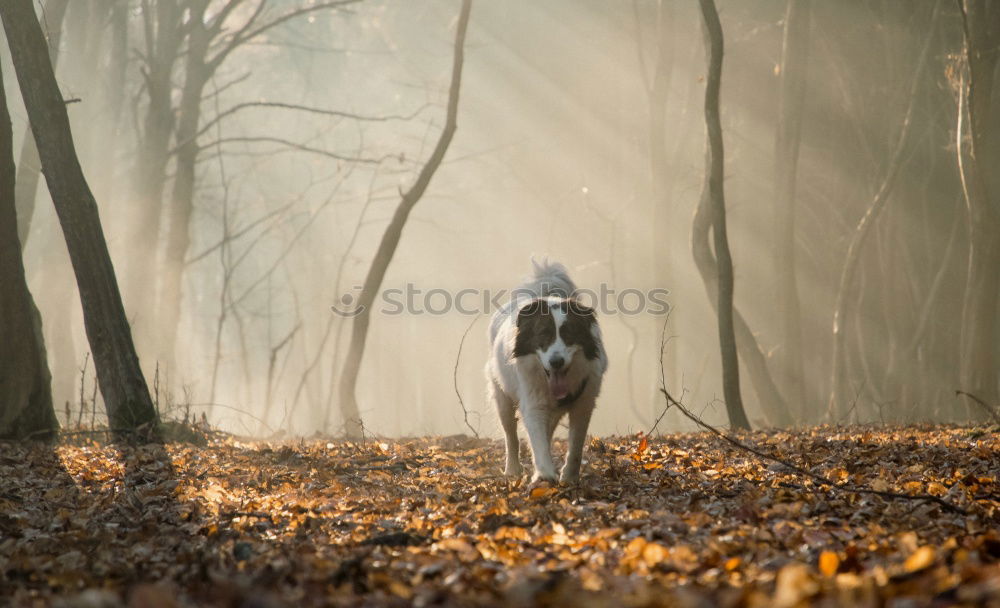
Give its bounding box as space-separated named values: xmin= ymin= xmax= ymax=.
xmin=549 ymin=371 xmax=570 ymax=400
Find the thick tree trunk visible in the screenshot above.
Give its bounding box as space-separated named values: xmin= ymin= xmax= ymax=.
xmin=0 ymin=62 xmax=57 ymax=440
xmin=14 ymin=0 xmax=69 ymax=250
xmin=773 ymin=0 xmax=810 ymax=421
xmin=338 ymin=0 xmax=471 ymax=438
xmin=1 ymin=0 xmax=157 ymax=436
xmin=697 ymin=0 xmax=750 ymax=430
xmin=957 ymin=0 xmax=1000 ymax=419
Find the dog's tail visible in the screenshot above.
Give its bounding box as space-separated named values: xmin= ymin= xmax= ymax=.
xmin=525 ymin=257 xmax=577 ymax=298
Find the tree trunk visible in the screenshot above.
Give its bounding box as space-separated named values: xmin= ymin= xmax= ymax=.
xmin=0 ymin=61 xmax=57 ymax=440
xmin=773 ymin=0 xmax=810 ymax=421
xmin=14 ymin=0 xmax=69 ymax=250
xmin=1 ymin=0 xmax=157 ymax=436
xmin=158 ymin=1 xmax=211 ymax=379
xmin=122 ymin=0 xmax=181 ymax=351
xmin=826 ymin=2 xmax=939 ymax=421
xmin=338 ymin=0 xmax=472 ymax=438
xmin=697 ymin=0 xmax=750 ymax=431
xmin=956 ymin=0 xmax=1000 ymax=419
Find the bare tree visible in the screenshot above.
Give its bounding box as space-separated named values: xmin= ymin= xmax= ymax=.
xmin=955 ymin=0 xmax=1000 ymax=419
xmin=0 ymin=61 xmax=57 ymax=440
xmin=696 ymin=0 xmax=749 ymax=430
xmin=154 ymin=0 xmax=361 ymax=377
xmin=1 ymin=0 xmax=157 ymax=435
xmin=825 ymin=1 xmax=939 ymax=421
xmin=338 ymin=0 xmax=472 ymax=437
xmin=773 ymin=0 xmax=810 ymax=419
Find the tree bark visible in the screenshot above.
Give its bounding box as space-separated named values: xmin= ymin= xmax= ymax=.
xmin=0 ymin=61 xmax=57 ymax=440
xmin=14 ymin=0 xmax=69 ymax=251
xmin=773 ymin=0 xmax=810 ymax=421
xmin=338 ymin=0 xmax=472 ymax=438
xmin=1 ymin=0 xmax=157 ymax=436
xmin=956 ymin=0 xmax=1000 ymax=420
xmin=696 ymin=0 xmax=750 ymax=430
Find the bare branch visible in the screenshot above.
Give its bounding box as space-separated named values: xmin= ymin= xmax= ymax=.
xmin=956 ymin=390 xmax=1000 ymax=424
xmin=194 ymin=100 xmax=430 ymax=142
xmin=195 ymin=135 xmax=387 ymax=164
xmin=207 ymin=0 xmax=361 ymax=70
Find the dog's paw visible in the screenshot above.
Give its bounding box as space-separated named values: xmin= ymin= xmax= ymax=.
xmin=530 ymin=471 xmax=558 ymax=484
xmin=503 ymin=463 xmax=524 ymax=478
xmin=558 ymin=470 xmax=580 ymax=485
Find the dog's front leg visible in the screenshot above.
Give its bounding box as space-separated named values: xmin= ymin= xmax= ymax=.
xmin=560 ymin=400 xmax=594 ymax=483
xmin=491 ymin=382 xmax=523 ymax=477
xmin=521 ymin=403 xmax=558 ymax=482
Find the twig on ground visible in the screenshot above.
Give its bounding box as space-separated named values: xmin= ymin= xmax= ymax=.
xmin=655 ymin=320 xmax=969 ymax=515
xmin=956 ymin=390 xmax=1000 ymax=424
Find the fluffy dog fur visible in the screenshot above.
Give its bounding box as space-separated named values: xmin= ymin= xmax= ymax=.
xmin=486 ymin=260 xmax=608 ymax=482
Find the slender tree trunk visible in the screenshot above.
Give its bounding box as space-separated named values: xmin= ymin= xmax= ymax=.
xmin=86 ymin=0 xmax=129 ymax=208
xmin=1 ymin=0 xmax=157 ymax=436
xmin=0 ymin=61 xmax=56 ymax=440
xmin=159 ymin=1 xmax=211 ymax=378
xmin=14 ymin=0 xmax=69 ymax=250
xmin=123 ymin=0 xmax=181 ymax=345
xmin=773 ymin=0 xmax=810 ymax=421
xmin=826 ymin=2 xmax=938 ymax=421
xmin=956 ymin=0 xmax=1000 ymax=419
xmin=697 ymin=0 xmax=750 ymax=430
xmin=691 ymin=199 xmax=790 ymax=427
xmin=338 ymin=0 xmax=472 ymax=438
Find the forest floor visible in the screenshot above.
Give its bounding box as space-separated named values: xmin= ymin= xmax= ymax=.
xmin=1 ymin=425 xmax=998 ymax=607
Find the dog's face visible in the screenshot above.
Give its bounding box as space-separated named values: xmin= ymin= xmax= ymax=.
xmin=512 ymin=297 xmax=599 ymax=399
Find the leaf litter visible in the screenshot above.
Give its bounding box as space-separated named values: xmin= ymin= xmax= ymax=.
xmin=0 ymin=424 xmax=998 ymax=606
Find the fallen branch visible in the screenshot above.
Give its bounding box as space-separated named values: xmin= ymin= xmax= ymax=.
xmin=655 ymin=320 xmax=969 ymax=515
xmin=956 ymin=390 xmax=1000 ymax=424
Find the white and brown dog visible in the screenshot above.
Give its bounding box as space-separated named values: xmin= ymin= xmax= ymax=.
xmin=486 ymin=260 xmax=607 ymax=483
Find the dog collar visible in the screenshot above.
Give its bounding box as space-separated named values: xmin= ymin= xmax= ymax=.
xmin=557 ymin=377 xmax=588 ymax=407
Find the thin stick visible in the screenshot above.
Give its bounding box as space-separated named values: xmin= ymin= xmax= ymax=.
xmin=454 ymin=315 xmax=480 ymax=438
xmin=955 ymin=390 xmax=1000 ymax=424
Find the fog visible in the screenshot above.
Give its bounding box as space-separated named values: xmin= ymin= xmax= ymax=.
xmin=4 ymin=0 xmax=996 ymax=438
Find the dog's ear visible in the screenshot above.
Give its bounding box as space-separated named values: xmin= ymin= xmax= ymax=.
xmin=567 ymin=298 xmax=596 ymax=323
xmin=563 ymin=298 xmax=600 ymax=360
xmin=512 ymin=298 xmax=549 ymax=358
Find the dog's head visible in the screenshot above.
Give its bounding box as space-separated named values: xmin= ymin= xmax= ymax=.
xmin=512 ymin=297 xmax=599 ymax=399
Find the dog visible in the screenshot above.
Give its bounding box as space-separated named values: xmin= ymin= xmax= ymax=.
xmin=486 ymin=260 xmax=608 ymax=483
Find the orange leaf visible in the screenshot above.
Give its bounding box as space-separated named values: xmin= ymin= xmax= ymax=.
xmin=903 ymin=546 xmax=935 ymax=572
xmin=529 ymin=486 xmax=558 ymax=500
xmin=818 ymin=550 xmax=839 ymax=577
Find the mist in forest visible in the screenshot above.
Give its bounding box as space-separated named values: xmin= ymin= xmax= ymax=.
xmin=3 ymin=0 xmax=997 ymax=439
